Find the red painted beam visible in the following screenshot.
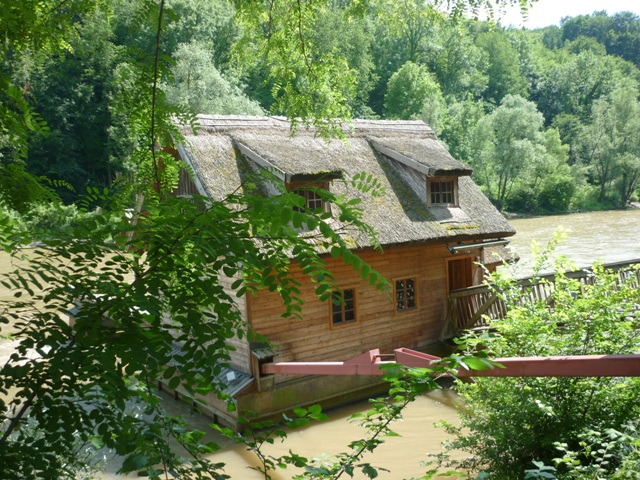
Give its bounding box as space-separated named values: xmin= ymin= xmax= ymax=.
xmin=262 ymin=349 xmax=390 ymax=376
xmin=260 ymin=348 xmax=640 ymax=378
xmin=460 ymin=354 xmax=640 ymax=377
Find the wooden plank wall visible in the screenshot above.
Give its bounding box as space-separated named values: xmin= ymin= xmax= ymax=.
xmin=218 ymin=271 xmax=251 ymax=372
xmin=246 ymin=243 xmax=457 ymax=381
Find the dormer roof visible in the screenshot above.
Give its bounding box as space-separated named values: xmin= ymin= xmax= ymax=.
xmin=369 ymin=136 xmax=473 ymax=177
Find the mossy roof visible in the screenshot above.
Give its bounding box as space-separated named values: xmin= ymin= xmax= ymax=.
xmin=178 ymin=115 xmax=515 ymax=249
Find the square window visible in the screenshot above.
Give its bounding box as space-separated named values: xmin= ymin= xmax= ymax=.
xmin=428 ymin=178 xmax=456 ymax=206
xmin=294 ymin=188 xmax=324 ymax=211
xmin=395 ymin=278 xmax=417 ymax=312
xmin=330 ymin=288 xmax=357 ymax=326
xmin=288 ymin=182 xmax=329 ymax=213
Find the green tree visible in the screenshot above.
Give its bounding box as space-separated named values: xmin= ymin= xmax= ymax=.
xmin=310 ymin=5 xmax=378 ymax=118
xmin=0 ymin=0 xmax=103 ymax=160
xmin=376 ymin=0 xmax=442 ymax=66
xmin=562 ymin=35 xmax=608 ymax=56
xmin=561 ymin=10 xmax=640 ymax=67
xmin=165 ymin=41 xmax=263 ymax=115
xmin=551 ymin=113 xmax=584 ymax=164
xmin=366 ymin=0 xmax=442 ymax=116
xmin=534 ymin=128 xmax=577 ymax=212
xmin=384 ymin=61 xmax=445 ymax=122
xmin=439 ymin=253 xmax=640 ymax=479
xmin=561 ymin=11 xmax=613 ymax=48
xmin=577 ymin=88 xmax=640 ymax=205
xmin=468 ymin=94 xmax=550 ymax=211
xmin=534 ymin=49 xmax=639 ymax=124
xmin=540 ymin=25 xmax=564 ymax=50
xmin=440 ymin=98 xmax=489 ymax=163
xmin=426 ymin=22 xmax=488 ymax=101
xmin=22 ymin=8 xmax=122 ymax=201
xmin=509 ymin=127 xmax=577 ymax=213
xmin=474 ymin=30 xmax=528 ymax=105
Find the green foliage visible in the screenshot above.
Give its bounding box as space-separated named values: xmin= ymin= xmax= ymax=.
xmin=474 ymin=30 xmax=528 ymax=105
xmin=19 ymin=202 xmax=120 ymax=241
xmin=164 ymin=40 xmax=263 ymax=115
xmin=309 ymin=5 xmax=378 ymax=118
xmin=384 ymin=61 xmax=445 ymax=122
xmin=436 ymin=244 xmax=640 ymax=479
xmin=0 ymin=199 xmax=25 ymax=252
xmin=427 ymin=24 xmax=489 ymax=102
xmin=508 ymin=128 xmax=577 ymax=213
xmin=22 ymin=8 xmax=123 ymax=200
xmin=577 ymin=87 xmax=640 ymax=205
xmin=440 ymin=99 xmax=490 ymax=164
xmin=4 ymin=0 xmax=640 ymax=213
xmin=561 ymin=11 xmax=640 ymax=67
xmin=0 ymin=173 xmax=388 ymax=476
xmin=469 ymin=94 xmax=560 ymax=211
xmin=0 ymin=163 xmax=63 ymax=213
xmin=533 ymin=50 xmax=638 ymax=124
xmin=232 ymin=0 xmax=358 ymax=137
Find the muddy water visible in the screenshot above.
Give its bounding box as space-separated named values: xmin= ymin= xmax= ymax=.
xmin=208 ymin=389 xmax=460 ymax=480
xmin=507 ymin=209 xmax=640 ymax=277
xmin=99 ymin=389 xmax=460 ymax=480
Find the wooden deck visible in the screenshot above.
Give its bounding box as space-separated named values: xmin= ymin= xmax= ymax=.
xmin=442 ymin=258 xmax=640 ymax=339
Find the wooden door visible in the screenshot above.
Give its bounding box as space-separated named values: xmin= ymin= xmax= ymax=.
xmin=448 ymin=257 xmax=473 ymax=291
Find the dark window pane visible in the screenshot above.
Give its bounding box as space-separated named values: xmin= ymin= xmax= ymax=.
xmin=395 ymin=279 xmax=405 ymax=310
xmin=331 ymin=288 xmax=356 ymax=325
xmin=344 ymin=308 xmax=356 ymax=322
xmin=396 ymin=278 xmax=416 ymax=311
xmin=406 ymin=279 xmax=415 ymax=308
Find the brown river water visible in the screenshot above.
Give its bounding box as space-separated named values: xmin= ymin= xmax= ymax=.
xmin=507 ymin=208 xmax=640 ymax=277
xmin=1 ymin=208 xmax=639 ymax=478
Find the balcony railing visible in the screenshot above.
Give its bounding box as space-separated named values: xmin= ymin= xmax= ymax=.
xmin=442 ymin=258 xmax=640 ymax=339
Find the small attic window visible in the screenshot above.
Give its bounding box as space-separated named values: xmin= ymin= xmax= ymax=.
xmin=288 ymin=182 xmax=330 ymax=212
xmin=427 ymin=177 xmax=458 ymax=207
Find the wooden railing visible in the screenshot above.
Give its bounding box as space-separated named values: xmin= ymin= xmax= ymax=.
xmin=441 ymin=258 xmax=640 ymax=339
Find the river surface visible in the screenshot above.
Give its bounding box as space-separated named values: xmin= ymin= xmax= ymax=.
xmin=2 ymin=209 xmax=640 ymax=478
xmin=101 ymin=388 xmax=461 ymax=480
xmin=507 ymin=209 xmax=640 ymax=277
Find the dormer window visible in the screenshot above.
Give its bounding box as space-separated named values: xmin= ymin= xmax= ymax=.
xmin=293 ymin=188 xmax=325 ymax=212
xmin=428 ymin=177 xmax=458 ymax=207
xmin=287 ymin=182 xmax=329 ymax=213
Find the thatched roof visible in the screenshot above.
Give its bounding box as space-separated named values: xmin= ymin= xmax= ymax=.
xmin=178 ymin=115 xmax=515 ymax=249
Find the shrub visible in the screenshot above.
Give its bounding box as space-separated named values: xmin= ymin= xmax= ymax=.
xmin=437 ymin=251 xmax=640 ymax=479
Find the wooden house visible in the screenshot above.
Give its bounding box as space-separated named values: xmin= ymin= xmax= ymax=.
xmin=167 ymin=115 xmax=516 ymax=427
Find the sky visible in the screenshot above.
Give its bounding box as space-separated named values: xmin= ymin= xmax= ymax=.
xmin=495 ymin=0 xmax=640 ymax=29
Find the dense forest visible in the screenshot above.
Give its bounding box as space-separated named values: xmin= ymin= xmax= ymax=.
xmin=1 ymin=1 xmax=640 ymax=218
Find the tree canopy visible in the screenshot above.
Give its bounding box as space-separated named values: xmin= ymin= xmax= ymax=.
xmin=4 ymin=2 xmax=640 ymax=212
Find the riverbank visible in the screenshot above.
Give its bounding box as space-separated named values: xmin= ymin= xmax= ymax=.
xmin=503 ymin=202 xmax=640 ymax=220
